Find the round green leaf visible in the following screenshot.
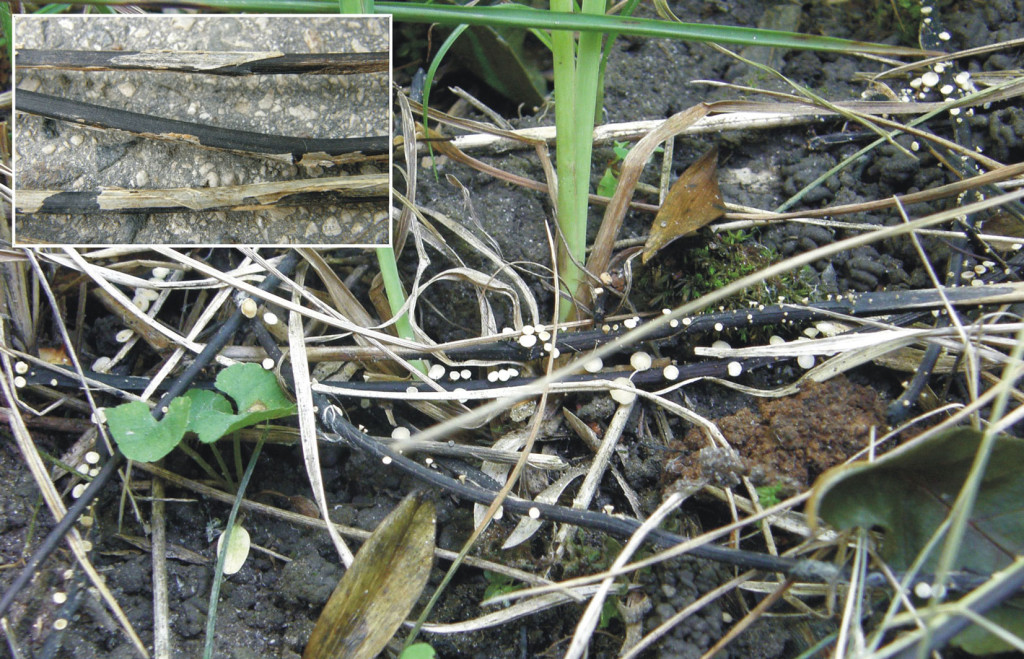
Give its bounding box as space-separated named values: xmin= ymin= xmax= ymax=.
xmin=105 ymin=397 xmax=191 ymax=463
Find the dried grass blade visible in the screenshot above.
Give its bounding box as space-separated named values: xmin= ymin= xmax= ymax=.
xmin=502 ymin=466 xmax=587 ymax=549
xmin=420 ymin=206 xmax=540 ymax=326
xmin=288 ymin=268 xmax=354 ymax=568
xmin=421 ymin=584 xmax=608 ymax=634
xmin=152 ymin=247 xmax=420 ymax=349
xmin=587 ymin=104 xmax=711 ymax=289
xmin=565 ymin=491 xmax=688 ymax=659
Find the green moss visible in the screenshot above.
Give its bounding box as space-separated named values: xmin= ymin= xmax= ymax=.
xmin=868 ymin=0 xmax=924 ymax=46
xmin=633 ymin=230 xmax=815 ymax=341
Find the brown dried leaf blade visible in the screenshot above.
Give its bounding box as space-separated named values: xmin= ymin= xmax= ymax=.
xmin=642 ymin=145 xmax=725 ymax=263
xmin=303 ymin=492 xmax=436 ymax=659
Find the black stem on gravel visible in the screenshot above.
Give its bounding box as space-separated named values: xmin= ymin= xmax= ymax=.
xmin=155 ymin=251 xmax=300 ymax=411
xmin=313 ymin=397 xmax=990 ymax=595
xmin=0 ymin=250 xmax=300 ymax=622
xmin=314 ymin=397 xmax=831 ymax=577
xmin=16 ymin=90 xmax=390 ymax=161
xmin=887 ymin=201 xmax=974 ymax=424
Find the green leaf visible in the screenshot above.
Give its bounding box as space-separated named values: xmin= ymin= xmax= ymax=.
xmin=952 ymin=598 xmax=1024 ymax=655
xmin=185 ymin=363 xmax=296 ymax=444
xmin=599 ymin=598 xmax=622 ymax=630
xmin=399 ymin=643 xmax=437 ymax=659
xmin=482 ymin=570 xmax=522 ymax=602
xmin=445 ymin=24 xmax=546 ymax=108
xmin=755 ymin=483 xmax=784 ymax=508
xmin=215 ymin=362 xmax=295 ymax=415
xmin=808 ymin=427 xmax=1024 ymax=573
xmin=303 ymin=492 xmax=436 ymax=659
xmin=596 ymin=167 xmax=619 ymax=198
xmin=132 ymin=2 xmax=928 ymax=58
xmin=105 ymin=398 xmax=191 ymax=463
xmin=808 ymin=427 xmax=1024 ymax=655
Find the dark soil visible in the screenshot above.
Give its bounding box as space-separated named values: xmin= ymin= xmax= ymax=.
xmin=2 ymin=1 xmax=1022 ymax=658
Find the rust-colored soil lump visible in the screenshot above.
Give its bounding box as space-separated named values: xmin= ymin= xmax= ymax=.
xmin=672 ymin=376 xmax=888 ymax=489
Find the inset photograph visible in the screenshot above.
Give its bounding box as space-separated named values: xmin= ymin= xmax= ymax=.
xmin=13 ymin=14 xmax=391 ymax=246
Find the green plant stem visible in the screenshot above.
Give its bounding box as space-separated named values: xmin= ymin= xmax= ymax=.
xmin=421 ymin=24 xmax=470 ymax=173
xmin=550 ymin=0 xmax=579 ymax=320
xmin=0 ymin=2 xmax=12 ymax=64
xmin=375 ymin=246 xmax=427 ymax=373
xmin=209 ymin=443 xmax=236 ymax=489
xmin=233 ymin=436 xmax=244 ymax=485
xmin=570 ymin=0 xmax=605 ymax=311
xmin=177 ymin=442 xmax=230 ymax=489
xmin=551 ymin=0 xmax=607 ymax=321
xmin=203 ymin=434 xmax=265 ymax=659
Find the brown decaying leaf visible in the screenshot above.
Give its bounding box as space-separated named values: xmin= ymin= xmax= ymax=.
xmin=303 ymin=491 xmax=436 ymax=659
xmin=642 ymin=146 xmax=725 ymax=263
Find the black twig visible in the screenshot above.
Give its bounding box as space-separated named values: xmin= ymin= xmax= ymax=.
xmin=16 ymin=90 xmax=390 ymax=163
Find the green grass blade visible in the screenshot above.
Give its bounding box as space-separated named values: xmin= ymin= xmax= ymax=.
xmin=0 ymin=3 xmax=10 ymax=64
xmin=76 ymin=2 xmax=930 ymax=57
xmin=35 ymin=4 xmax=74 ymax=14
xmin=375 ymin=247 xmax=426 ymax=374
xmin=202 ymin=434 xmax=266 ymax=659
xmin=421 ymin=23 xmax=469 ymax=175
xmin=340 ymin=0 xmax=373 ymax=13
xmin=558 ymin=0 xmax=606 ymax=320
xmin=550 ymin=0 xmax=580 ymax=318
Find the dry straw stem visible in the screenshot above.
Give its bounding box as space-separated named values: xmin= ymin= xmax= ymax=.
xmin=287 ymin=264 xmax=355 ymax=568
xmin=868 ymin=36 xmax=1024 ymax=81
xmin=489 ymin=487 xmax=817 ymax=607
xmin=414 ymin=87 xmax=1024 ymax=156
xmin=16 ymin=175 xmax=387 ymax=214
xmin=151 ymin=476 xmax=170 ymax=659
xmin=423 ymin=583 xmax=615 ymax=635
xmin=549 ymin=398 xmax=636 ymax=560
xmin=587 ymin=104 xmax=711 ymax=292
xmin=622 ymin=571 xmax=756 ymax=659
xmin=407 ymin=215 xmax=566 ymax=646
xmin=149 ymin=247 xmax=421 ymax=350
xmin=141 ymin=280 xmax=236 ymax=402
xmin=868 ymin=558 xmax=1024 ymax=658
